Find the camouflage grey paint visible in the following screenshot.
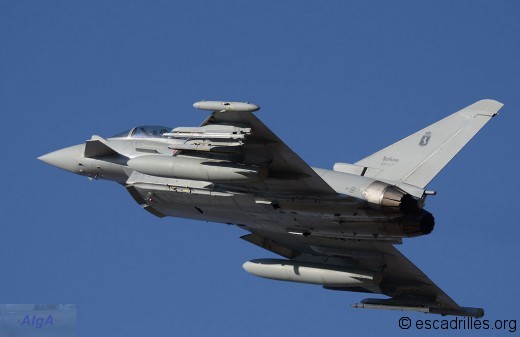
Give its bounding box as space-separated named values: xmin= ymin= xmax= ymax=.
xmin=38 ymin=100 xmax=502 ymax=318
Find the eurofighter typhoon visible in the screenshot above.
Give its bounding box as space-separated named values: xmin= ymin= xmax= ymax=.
xmin=39 ymin=99 xmax=502 ymax=317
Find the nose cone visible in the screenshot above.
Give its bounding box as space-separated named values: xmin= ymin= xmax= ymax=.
xmin=38 ymin=144 xmax=85 ymax=173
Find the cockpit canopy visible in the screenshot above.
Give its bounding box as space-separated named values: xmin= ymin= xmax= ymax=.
xmin=110 ymin=125 xmax=172 ymax=139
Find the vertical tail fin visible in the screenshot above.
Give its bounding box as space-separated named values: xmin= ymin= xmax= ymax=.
xmin=355 ymin=99 xmax=503 ymax=188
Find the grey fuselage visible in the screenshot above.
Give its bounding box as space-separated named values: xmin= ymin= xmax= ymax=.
xmin=39 ymin=133 xmax=432 ymax=243
xmin=37 ymin=99 xmax=503 ymax=318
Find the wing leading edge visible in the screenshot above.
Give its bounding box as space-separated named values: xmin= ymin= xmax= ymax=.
xmin=194 ymin=104 xmax=337 ymax=195
xmin=350 ymin=245 xmax=484 ymax=317
xmin=241 ymin=230 xmax=483 ymax=317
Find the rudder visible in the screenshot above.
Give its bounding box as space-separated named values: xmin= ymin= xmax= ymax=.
xmin=354 ymin=99 xmax=503 ymax=188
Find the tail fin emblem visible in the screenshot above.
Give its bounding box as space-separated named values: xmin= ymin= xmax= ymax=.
xmin=419 ymin=131 xmax=431 ymax=146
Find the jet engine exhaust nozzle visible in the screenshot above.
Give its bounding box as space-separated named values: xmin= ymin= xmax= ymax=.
xmin=364 ymin=181 xmax=434 ymax=237
xmin=401 ymin=210 xmax=435 ymax=237
xmin=364 ymin=181 xmax=420 ymax=215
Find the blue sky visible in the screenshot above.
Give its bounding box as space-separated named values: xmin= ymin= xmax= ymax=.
xmin=1 ymin=1 xmax=519 ymax=336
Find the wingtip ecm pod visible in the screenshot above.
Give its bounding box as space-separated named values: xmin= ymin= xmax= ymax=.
xmin=193 ymin=100 xmax=260 ymax=113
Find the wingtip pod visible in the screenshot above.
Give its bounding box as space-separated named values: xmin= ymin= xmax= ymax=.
xmin=193 ymin=100 xmax=260 ymax=112
xmin=352 ymin=298 xmax=484 ymax=318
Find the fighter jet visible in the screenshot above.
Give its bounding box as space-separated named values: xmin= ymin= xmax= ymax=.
xmin=38 ymin=99 xmax=503 ymax=317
